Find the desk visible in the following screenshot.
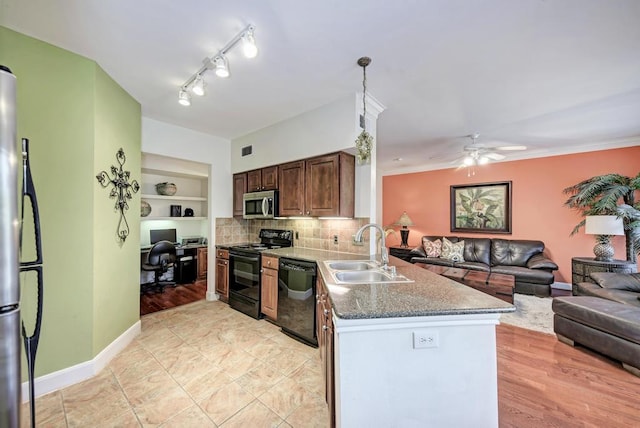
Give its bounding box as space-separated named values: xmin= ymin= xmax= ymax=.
xmin=140 ymin=244 xmax=207 ymax=285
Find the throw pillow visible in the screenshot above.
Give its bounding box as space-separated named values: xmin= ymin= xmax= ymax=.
xmin=441 ymin=237 xmax=465 ymax=262
xmin=590 ymin=272 xmax=640 ymax=292
xmin=423 ymin=239 xmax=442 ymax=258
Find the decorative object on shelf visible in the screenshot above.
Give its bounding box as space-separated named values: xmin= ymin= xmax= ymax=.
xmin=184 ymin=208 xmax=194 ymax=217
xmin=155 ymin=182 xmax=177 ymax=196
xmin=450 ymin=181 xmax=512 ymax=234
xmin=141 ymin=200 xmax=152 ymax=217
xmin=96 ymin=148 xmax=140 ymax=242
xmin=355 ymin=56 xmax=373 ymax=165
xmin=178 ymin=24 xmax=257 ymax=106
xmin=585 ymin=215 xmax=624 ymax=261
xmin=564 ymin=172 xmax=640 ymax=263
xmin=393 ymin=211 xmax=415 ymax=248
xmin=170 ymin=205 xmax=182 ymax=217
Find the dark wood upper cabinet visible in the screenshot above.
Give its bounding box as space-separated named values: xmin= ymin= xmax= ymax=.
xmin=247 ymin=166 xmax=279 ymax=192
xmin=232 ymin=172 xmax=247 ymax=217
xmin=305 ymin=152 xmax=354 ymax=217
xmin=278 ymin=160 xmax=306 ymax=216
xmin=278 ymin=152 xmax=354 ymax=218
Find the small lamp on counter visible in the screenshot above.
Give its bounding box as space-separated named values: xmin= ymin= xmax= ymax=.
xmin=585 ymin=215 xmax=624 ymax=261
xmin=393 ymin=211 xmax=415 ymax=248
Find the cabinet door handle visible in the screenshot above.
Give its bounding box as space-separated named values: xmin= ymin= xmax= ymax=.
xmin=306 ymin=211 xmax=310 ymax=215
xmin=322 ymin=325 xmax=328 ymax=331
xmin=323 ymin=309 xmax=329 ymax=315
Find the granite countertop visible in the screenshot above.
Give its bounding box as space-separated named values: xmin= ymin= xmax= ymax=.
xmin=264 ymin=247 xmax=515 ymax=320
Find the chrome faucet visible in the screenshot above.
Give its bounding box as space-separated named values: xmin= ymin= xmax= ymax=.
xmin=354 ymin=223 xmax=390 ymax=270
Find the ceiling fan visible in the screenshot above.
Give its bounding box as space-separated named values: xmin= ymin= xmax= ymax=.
xmin=460 ymin=133 xmax=527 ymax=167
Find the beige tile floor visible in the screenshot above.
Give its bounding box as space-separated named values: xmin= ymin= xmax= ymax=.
xmin=22 ymin=300 xmax=329 ymax=427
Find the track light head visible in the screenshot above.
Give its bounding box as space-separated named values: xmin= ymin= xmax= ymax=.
xmin=214 ymin=55 xmax=230 ymax=78
xmin=242 ymin=29 xmax=258 ymax=58
xmin=178 ymin=89 xmax=191 ymax=106
xmin=192 ymin=74 xmax=206 ymax=96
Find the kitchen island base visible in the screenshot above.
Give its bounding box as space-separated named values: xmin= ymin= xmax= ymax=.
xmin=333 ymin=313 xmax=501 ymax=427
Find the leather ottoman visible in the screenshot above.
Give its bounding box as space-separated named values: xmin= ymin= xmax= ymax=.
xmin=552 ymin=296 xmax=640 ymax=376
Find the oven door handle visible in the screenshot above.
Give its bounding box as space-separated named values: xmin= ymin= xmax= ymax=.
xmin=230 ymin=253 xmax=260 ymax=264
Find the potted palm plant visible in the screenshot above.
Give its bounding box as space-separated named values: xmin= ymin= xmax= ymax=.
xmin=564 ymin=172 xmax=640 ymax=263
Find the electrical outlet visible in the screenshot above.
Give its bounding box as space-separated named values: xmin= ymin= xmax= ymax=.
xmin=333 ymin=235 xmax=339 ymax=244
xmin=413 ymin=330 xmax=439 ymax=349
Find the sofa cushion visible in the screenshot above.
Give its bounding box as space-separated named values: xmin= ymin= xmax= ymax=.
xmin=590 ymin=272 xmax=640 ymax=292
xmin=576 ymin=282 xmax=640 ymax=307
xmin=422 ymin=238 xmax=442 ymax=258
xmin=490 ymin=239 xmax=544 ymax=267
xmin=490 ymin=265 xmax=554 ymax=285
xmin=455 ymin=261 xmax=490 ymax=272
xmin=552 ymin=296 xmax=640 ymax=345
xmin=462 ymin=238 xmax=491 ymax=265
xmin=411 ymin=257 xmax=454 ymax=267
xmin=526 ymin=253 xmax=559 ymax=270
xmin=441 ymin=237 xmax=465 ymax=262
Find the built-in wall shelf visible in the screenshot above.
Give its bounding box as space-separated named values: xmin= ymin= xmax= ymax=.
xmin=141 ymin=216 xmax=207 ymax=221
xmin=141 ymin=194 xmax=207 ymax=202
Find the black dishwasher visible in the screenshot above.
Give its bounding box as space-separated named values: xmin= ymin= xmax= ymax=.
xmin=278 ymin=257 xmax=318 ymax=347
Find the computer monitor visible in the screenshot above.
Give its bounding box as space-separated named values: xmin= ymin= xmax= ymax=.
xmin=150 ymin=228 xmax=177 ymax=245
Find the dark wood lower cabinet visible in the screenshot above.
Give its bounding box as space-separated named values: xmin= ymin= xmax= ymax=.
xmin=316 ymin=275 xmax=335 ymax=427
xmin=215 ymin=249 xmax=229 ymax=302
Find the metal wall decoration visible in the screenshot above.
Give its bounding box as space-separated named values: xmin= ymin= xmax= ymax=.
xmin=96 ymin=148 xmax=140 ymax=242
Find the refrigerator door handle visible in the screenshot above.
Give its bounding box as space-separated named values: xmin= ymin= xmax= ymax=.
xmin=19 ymin=138 xmax=44 ymax=428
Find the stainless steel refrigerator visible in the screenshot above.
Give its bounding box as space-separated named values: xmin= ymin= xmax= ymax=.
xmin=0 ymin=65 xmax=21 ymax=427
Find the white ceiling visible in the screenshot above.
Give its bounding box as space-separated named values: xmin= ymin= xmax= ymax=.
xmin=2 ymin=0 xmax=639 ymax=173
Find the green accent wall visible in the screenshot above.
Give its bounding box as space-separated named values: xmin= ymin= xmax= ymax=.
xmin=0 ymin=26 xmax=141 ymax=378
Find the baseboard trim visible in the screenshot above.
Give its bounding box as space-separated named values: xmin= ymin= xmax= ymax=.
xmin=552 ymin=281 xmax=572 ymax=291
xmin=21 ymin=320 xmax=141 ymax=402
xmin=206 ymin=291 xmax=220 ymax=301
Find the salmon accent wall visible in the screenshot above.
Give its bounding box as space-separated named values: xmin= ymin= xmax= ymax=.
xmin=382 ymin=146 xmax=640 ymax=283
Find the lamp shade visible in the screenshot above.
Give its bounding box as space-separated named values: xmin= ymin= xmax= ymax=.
xmin=585 ymin=215 xmax=624 ymax=236
xmin=393 ymin=212 xmax=415 ymax=228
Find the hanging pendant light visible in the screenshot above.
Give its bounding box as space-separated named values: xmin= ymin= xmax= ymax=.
xmin=355 ymin=56 xmax=374 ymax=165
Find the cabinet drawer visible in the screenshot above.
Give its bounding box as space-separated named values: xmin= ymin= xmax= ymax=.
xmin=262 ymin=255 xmax=278 ymax=269
xmin=216 ymin=249 xmax=229 ymax=259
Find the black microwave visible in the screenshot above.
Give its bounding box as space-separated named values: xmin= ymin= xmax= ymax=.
xmin=243 ymin=190 xmax=279 ymax=219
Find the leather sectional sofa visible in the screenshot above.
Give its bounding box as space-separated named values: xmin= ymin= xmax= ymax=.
xmin=553 ymin=272 xmax=640 ymax=376
xmin=409 ymin=236 xmax=558 ymax=296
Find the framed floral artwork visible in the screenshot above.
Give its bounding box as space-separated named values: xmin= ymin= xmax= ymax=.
xmin=450 ymin=181 xmax=512 ymax=234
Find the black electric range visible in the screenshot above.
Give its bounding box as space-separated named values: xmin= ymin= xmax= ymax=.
xmin=227 ymin=229 xmax=293 ymax=319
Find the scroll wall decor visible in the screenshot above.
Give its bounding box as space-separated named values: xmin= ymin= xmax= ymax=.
xmin=96 ymin=148 xmax=140 ymax=242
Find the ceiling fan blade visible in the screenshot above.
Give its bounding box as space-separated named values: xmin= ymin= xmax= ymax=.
xmin=493 ymin=145 xmax=527 ymax=151
xmin=485 ymin=152 xmax=506 ymax=161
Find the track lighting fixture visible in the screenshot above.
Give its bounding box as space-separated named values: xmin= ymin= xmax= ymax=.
xmin=177 ymin=24 xmax=257 ymax=106
xmin=242 ymin=30 xmax=258 ymax=58
xmin=178 ymin=89 xmax=191 ymax=106
xmin=191 ymin=74 xmax=205 ymax=96
xmin=214 ymin=55 xmax=230 ymax=78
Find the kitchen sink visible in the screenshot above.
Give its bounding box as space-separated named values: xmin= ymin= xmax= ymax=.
xmin=330 ymin=269 xmax=414 ymax=285
xmin=326 ymin=260 xmax=378 ymax=271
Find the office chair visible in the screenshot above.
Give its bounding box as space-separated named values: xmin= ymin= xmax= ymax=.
xmin=141 ymin=240 xmax=177 ymax=293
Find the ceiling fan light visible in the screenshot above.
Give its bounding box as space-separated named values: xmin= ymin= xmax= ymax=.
xmin=178 ymin=89 xmax=191 ymax=106
xmin=463 ymin=156 xmax=475 ymax=166
xmin=242 ymin=31 xmax=258 ymax=58
xmin=191 ymin=75 xmax=205 ymax=96
xmin=214 ymin=55 xmax=230 ymax=78
xmin=478 ymin=156 xmax=490 ymax=165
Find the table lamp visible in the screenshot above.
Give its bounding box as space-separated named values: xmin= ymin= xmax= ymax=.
xmin=393 ymin=211 xmax=415 ymax=248
xmin=585 ymin=215 xmax=624 ymax=261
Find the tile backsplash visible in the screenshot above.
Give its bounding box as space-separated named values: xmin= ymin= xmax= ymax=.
xmin=215 ymin=217 xmax=371 ymax=255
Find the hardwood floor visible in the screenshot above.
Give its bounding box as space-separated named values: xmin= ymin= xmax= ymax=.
xmin=496 ymin=324 xmax=640 ymax=427
xmin=139 ymin=280 xmax=207 ymax=316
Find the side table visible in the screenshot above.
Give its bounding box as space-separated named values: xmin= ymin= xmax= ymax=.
xmin=571 ymin=257 xmax=638 ymax=295
xmin=389 ymin=245 xmax=414 ymax=262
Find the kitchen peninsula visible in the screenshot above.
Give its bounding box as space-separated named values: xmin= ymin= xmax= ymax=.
xmin=265 ymin=247 xmax=515 ymax=427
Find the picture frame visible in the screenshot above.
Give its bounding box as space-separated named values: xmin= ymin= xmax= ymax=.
xmin=170 ymin=204 xmax=182 ymax=217
xmin=450 ymin=181 xmax=512 ymax=234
